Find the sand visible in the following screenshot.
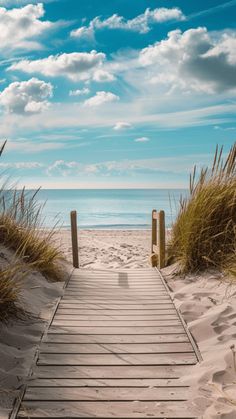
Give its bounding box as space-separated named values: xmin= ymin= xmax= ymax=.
xmin=162 ymin=264 xmax=236 ymax=418
xmin=54 ymin=229 xmax=152 ymax=269
xmin=1 ymin=229 xmax=236 ymax=418
xmin=0 ymin=245 xmax=69 ymax=419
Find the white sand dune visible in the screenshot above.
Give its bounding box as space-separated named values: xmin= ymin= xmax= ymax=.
xmin=163 ymin=265 xmax=236 ymax=418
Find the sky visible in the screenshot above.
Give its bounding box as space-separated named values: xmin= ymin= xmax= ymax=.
xmin=0 ymin=0 xmax=235 ymax=189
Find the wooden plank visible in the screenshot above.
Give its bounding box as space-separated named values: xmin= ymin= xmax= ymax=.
xmin=65 ymin=291 xmax=168 ymax=296
xmin=67 ymin=283 xmax=165 ymax=286
xmin=61 ymin=298 xmax=172 ymax=303
xmin=33 ymin=365 xmax=191 ymax=379
xmin=24 ymin=386 xmax=189 ymax=401
xmin=67 ymin=283 xmax=166 ymax=288
xmin=68 ymin=282 xmax=164 ymax=286
xmin=54 ymin=314 xmax=179 ymax=320
xmin=56 ymin=308 xmax=176 ymax=315
xmin=44 ymin=333 xmax=189 ymax=344
xmin=48 ymin=325 xmax=185 ymax=335
xmin=62 ymin=293 xmax=171 ymax=304
xmin=158 ymin=210 xmax=166 ymax=269
xmin=70 ymin=210 xmax=79 ymax=269
xmin=40 ymin=342 xmax=194 ymax=354
xmin=28 ymin=378 xmax=188 ymax=387
xmin=18 ymin=401 xmax=199 ymax=418
xmin=59 ymin=304 xmax=174 ymax=310
xmin=51 ymin=320 xmax=181 ymax=327
xmin=151 ymin=209 xmax=157 ymax=267
xmin=37 ymin=352 xmax=197 ymax=366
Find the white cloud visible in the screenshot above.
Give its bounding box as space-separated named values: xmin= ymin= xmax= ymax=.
xmin=71 ymin=25 xmax=95 ymax=42
xmin=71 ymin=7 xmax=185 ymax=40
xmin=0 ymin=3 xmax=55 ymax=51
xmin=213 ymin=125 xmax=236 ymax=131
xmin=134 ymin=137 xmax=149 ymax=142
xmin=46 ymin=160 xmax=80 ymax=176
xmin=9 ymin=51 xmax=108 ymax=82
xmin=93 ymin=69 xmax=115 ymax=82
xmin=69 ymin=87 xmax=90 ymax=96
xmin=0 ymin=161 xmax=43 ymax=169
xmin=113 ymin=122 xmax=132 ymax=130
xmin=0 ymin=0 xmax=55 ymax=4
xmin=139 ymin=27 xmax=236 ymax=93
xmin=46 ymin=153 xmax=216 ymax=178
xmin=83 ymin=91 xmax=119 ymax=107
xmin=8 ymin=140 xmax=65 ymax=152
xmin=0 ymin=78 xmax=53 ymax=114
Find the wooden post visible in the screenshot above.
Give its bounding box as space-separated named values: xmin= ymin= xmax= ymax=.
xmin=158 ymin=210 xmax=165 ymax=269
xmin=151 ymin=209 xmax=157 ymax=267
xmin=70 ymin=210 xmax=79 ymax=268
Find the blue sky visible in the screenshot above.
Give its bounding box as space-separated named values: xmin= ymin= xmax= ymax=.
xmin=0 ymin=0 xmax=235 ymax=188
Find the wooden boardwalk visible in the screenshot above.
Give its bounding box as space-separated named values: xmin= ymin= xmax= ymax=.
xmin=17 ymin=268 xmax=200 ymax=418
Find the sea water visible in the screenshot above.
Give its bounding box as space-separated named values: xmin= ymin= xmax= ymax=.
xmin=33 ymin=189 xmax=187 ymax=229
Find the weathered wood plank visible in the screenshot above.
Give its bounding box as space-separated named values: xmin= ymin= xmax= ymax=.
xmin=32 ymin=365 xmax=191 ymax=379
xmin=44 ymin=333 xmax=189 ymax=344
xmin=59 ymin=303 xmax=174 ymax=309
xmin=28 ymin=378 xmax=188 ymax=387
xmin=67 ymin=284 xmax=166 ymax=288
xmin=56 ymin=309 xmax=177 ymax=315
xmin=40 ymin=342 xmax=194 ymax=354
xmin=24 ymin=386 xmax=189 ymax=401
xmin=62 ymin=295 xmax=171 ymax=300
xmin=64 ymin=292 xmax=168 ymax=297
xmin=51 ymin=319 xmax=181 ymax=327
xmin=61 ymin=299 xmax=172 ymax=304
xmin=48 ymin=325 xmax=185 ymax=335
xmin=37 ymin=352 xmax=197 ymax=366
xmin=18 ymin=401 xmax=199 ymax=418
xmin=54 ymin=314 xmax=178 ymax=320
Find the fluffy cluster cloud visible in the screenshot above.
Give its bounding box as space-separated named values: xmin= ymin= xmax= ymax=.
xmin=46 ymin=154 xmax=212 ymax=178
xmin=46 ymin=160 xmax=80 ymax=176
xmin=0 ymin=78 xmax=53 ymax=114
xmin=0 ymin=3 xmax=54 ymax=51
xmin=71 ymin=7 xmax=185 ymax=40
xmin=69 ymin=87 xmax=90 ymax=96
xmin=9 ymin=51 xmax=114 ymax=82
xmin=83 ymin=91 xmax=119 ymax=107
xmin=139 ymin=27 xmax=236 ymax=93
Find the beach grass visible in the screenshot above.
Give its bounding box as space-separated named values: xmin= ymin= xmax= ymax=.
xmin=0 ymin=187 xmax=64 ymax=281
xmin=169 ymin=144 xmax=236 ymax=275
xmin=0 ymin=264 xmax=26 ymax=322
xmin=0 ymin=142 xmax=65 ymax=321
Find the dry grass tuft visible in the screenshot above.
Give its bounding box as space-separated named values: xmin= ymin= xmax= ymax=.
xmin=0 ymin=264 xmax=25 ymax=322
xmin=0 ymin=141 xmax=65 ymax=322
xmin=169 ymin=144 xmax=236 ymax=275
xmin=0 ymin=188 xmax=64 ymax=281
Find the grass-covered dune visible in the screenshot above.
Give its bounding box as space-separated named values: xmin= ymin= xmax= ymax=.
xmin=0 ymin=141 xmax=65 ymax=323
xmin=169 ymin=144 xmax=236 ymax=276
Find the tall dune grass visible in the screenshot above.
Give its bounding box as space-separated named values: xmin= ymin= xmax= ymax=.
xmin=0 ymin=141 xmax=65 ymax=320
xmin=169 ymin=144 xmax=236 ymax=275
xmin=0 ymin=265 xmax=25 ymax=322
xmin=0 ymin=187 xmax=64 ymax=281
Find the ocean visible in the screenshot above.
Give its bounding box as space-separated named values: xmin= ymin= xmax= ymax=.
xmin=34 ymin=189 xmax=187 ymax=229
